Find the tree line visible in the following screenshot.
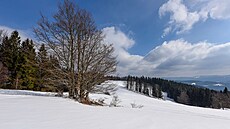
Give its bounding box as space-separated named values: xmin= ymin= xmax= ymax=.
xmin=126 ymin=76 xmax=230 ymax=109
xmin=0 ymin=31 xmax=70 ymax=92
xmin=0 ymin=0 xmax=117 ymax=104
xmin=126 ymin=76 xmax=162 ymax=98
xmin=0 ymin=31 xmax=37 ymax=90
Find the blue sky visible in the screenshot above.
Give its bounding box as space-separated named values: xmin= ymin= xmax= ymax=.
xmin=0 ymin=0 xmax=167 ymax=55
xmin=1 ymin=0 xmax=230 ymax=77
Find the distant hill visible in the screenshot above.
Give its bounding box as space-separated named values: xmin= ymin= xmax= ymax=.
xmin=165 ymin=75 xmax=230 ymax=91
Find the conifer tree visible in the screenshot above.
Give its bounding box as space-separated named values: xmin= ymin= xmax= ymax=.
xmin=0 ymin=30 xmax=8 ymax=87
xmin=46 ymin=55 xmax=68 ymax=94
xmin=223 ymin=87 xmax=228 ymax=94
xmin=37 ymin=44 xmax=49 ymax=89
xmin=0 ymin=62 xmax=8 ymax=87
xmin=20 ymin=39 xmax=37 ymax=90
xmin=0 ymin=31 xmax=22 ymax=89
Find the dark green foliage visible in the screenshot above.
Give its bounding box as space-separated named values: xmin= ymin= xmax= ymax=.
xmin=126 ymin=76 xmax=162 ymax=98
xmin=36 ymin=44 xmax=49 ymax=90
xmin=126 ymin=76 xmax=230 ymax=109
xmin=36 ymin=44 xmax=68 ymax=93
xmin=150 ymin=77 xmax=214 ymax=107
xmin=177 ymin=91 xmax=190 ymax=104
xmin=0 ymin=31 xmax=38 ymax=90
xmin=0 ymin=31 xmax=66 ymax=92
xmin=0 ymin=31 xmax=22 ymax=89
xmin=0 ymin=62 xmax=8 ymax=87
xmin=20 ymin=39 xmax=37 ymax=90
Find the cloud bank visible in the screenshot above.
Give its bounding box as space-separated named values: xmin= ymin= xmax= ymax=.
xmin=2 ymin=25 xmax=230 ymax=77
xmin=102 ymin=27 xmax=230 ymax=77
xmin=159 ymin=0 xmax=230 ymax=36
xmin=144 ymin=39 xmax=230 ymax=77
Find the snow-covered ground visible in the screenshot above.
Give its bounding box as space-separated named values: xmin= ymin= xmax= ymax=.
xmin=1 ymin=81 xmax=230 ymax=129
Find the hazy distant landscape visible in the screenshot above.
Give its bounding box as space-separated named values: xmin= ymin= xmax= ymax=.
xmin=166 ymin=75 xmax=230 ymax=91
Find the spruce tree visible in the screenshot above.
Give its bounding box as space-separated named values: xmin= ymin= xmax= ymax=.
xmin=37 ymin=44 xmax=49 ymax=90
xmin=0 ymin=31 xmax=22 ymax=89
xmin=20 ymin=39 xmax=37 ymax=90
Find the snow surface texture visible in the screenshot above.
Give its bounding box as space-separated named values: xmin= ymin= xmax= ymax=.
xmin=1 ymin=81 xmax=230 ymax=129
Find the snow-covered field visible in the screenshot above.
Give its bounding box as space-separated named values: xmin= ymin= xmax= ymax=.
xmin=1 ymin=81 xmax=230 ymax=129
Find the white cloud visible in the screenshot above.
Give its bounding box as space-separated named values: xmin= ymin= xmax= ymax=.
xmin=162 ymin=27 xmax=172 ymax=38
xmin=0 ymin=25 xmax=31 ymax=41
xmin=201 ymin=0 xmax=230 ymax=19
xmin=159 ymin=0 xmax=230 ymax=36
xmin=102 ymin=26 xmax=230 ymax=77
xmin=102 ymin=27 xmax=135 ymax=51
xmin=102 ymin=27 xmax=145 ymax=76
xmin=159 ymin=0 xmax=203 ymax=35
xmin=144 ymin=39 xmax=230 ymax=77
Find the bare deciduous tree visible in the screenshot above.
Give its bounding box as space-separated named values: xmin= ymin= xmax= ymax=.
xmin=177 ymin=91 xmax=190 ymax=105
xmin=34 ymin=0 xmax=116 ymax=103
xmin=0 ymin=30 xmax=6 ymax=43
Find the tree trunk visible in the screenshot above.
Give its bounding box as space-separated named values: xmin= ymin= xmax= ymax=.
xmin=15 ymin=76 xmax=19 ymax=89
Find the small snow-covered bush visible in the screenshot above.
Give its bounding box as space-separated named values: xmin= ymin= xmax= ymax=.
xmin=93 ymin=82 xmax=117 ymax=95
xmin=98 ymin=98 xmax=105 ymax=105
xmin=130 ymin=102 xmax=144 ymax=108
xmin=109 ymin=95 xmax=121 ymax=107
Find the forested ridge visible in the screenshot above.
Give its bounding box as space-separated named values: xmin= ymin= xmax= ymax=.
xmin=126 ymin=76 xmax=230 ymax=109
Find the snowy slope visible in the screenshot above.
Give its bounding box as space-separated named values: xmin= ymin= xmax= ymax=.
xmin=1 ymin=81 xmax=230 ymax=129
